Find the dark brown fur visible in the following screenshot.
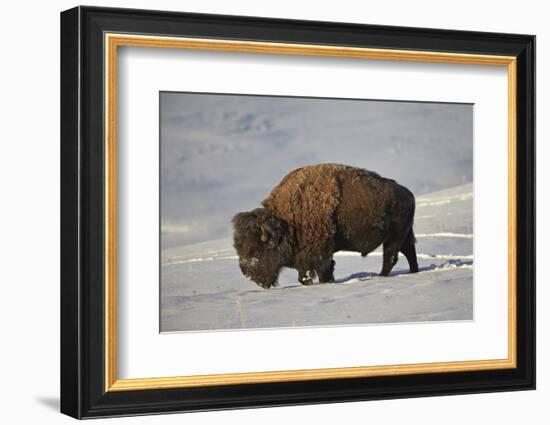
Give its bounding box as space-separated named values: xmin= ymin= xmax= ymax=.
xmin=232 ymin=163 xmax=418 ymax=288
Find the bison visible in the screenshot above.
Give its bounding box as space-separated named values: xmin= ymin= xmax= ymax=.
xmin=232 ymin=163 xmax=418 ymax=289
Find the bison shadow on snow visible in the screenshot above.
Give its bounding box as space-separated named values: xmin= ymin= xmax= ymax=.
xmin=334 ymin=258 xmax=473 ymax=285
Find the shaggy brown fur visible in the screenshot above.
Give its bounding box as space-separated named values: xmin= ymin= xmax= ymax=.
xmin=233 ymin=163 xmax=418 ymax=289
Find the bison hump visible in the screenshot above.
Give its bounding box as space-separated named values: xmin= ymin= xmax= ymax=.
xmin=261 ymin=165 xmax=343 ymax=248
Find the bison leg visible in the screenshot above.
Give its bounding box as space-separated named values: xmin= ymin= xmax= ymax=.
xmin=317 ymin=259 xmax=335 ymax=283
xmin=380 ymin=242 xmax=400 ymax=276
xmin=400 ymin=229 xmax=419 ymax=273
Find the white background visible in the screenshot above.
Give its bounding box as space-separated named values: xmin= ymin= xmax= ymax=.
xmin=0 ymin=0 xmax=545 ymax=424
xmin=119 ymin=48 xmax=508 ymax=378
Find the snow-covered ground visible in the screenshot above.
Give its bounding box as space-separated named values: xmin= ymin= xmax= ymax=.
xmin=161 ymin=183 xmax=473 ymax=332
xmin=160 ymin=93 xmax=473 ymax=332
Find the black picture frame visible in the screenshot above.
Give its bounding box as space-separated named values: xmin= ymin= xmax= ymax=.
xmin=61 ymin=5 xmax=535 ymax=419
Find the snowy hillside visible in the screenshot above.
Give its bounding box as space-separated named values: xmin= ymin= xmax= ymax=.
xmin=160 ymin=183 xmax=473 ymax=332
xmin=161 ymin=93 xmax=472 ymax=249
xmin=159 ymin=93 xmax=473 ymax=332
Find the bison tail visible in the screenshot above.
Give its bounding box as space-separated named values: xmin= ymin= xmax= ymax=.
xmin=407 ymin=199 xmax=417 ymax=245
xmin=405 ymin=227 xmax=417 ymax=245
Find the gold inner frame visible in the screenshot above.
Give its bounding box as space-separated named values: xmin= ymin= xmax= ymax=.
xmin=104 ymin=33 xmax=518 ymax=392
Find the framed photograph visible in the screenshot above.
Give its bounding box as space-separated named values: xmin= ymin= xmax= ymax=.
xmin=60 ymin=6 xmax=535 ymax=419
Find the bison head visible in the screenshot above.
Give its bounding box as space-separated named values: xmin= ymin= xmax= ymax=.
xmin=232 ymin=208 xmax=291 ymax=289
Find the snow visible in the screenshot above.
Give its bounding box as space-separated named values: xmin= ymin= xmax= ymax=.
xmin=160 ymin=185 xmax=474 ymax=333
xmin=160 ymin=93 xmax=473 ymax=332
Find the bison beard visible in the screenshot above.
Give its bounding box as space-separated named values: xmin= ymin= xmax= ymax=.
xmin=232 ymin=163 xmax=419 ymax=289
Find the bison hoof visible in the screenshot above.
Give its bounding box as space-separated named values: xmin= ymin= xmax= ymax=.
xmin=299 ymin=270 xmax=315 ymax=286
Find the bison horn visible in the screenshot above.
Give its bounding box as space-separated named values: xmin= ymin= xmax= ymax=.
xmin=260 ymin=222 xmax=274 ymax=243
